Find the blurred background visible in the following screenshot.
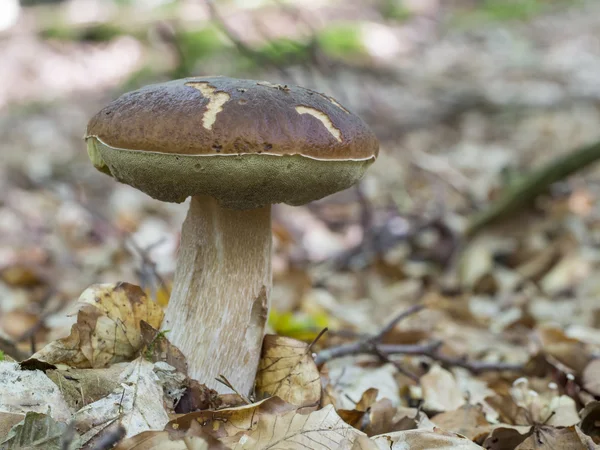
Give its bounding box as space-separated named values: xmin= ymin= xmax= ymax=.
xmin=2 ymin=0 xmax=600 ymax=361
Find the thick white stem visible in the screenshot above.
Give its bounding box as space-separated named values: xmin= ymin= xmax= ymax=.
xmin=161 ymin=195 xmax=272 ymax=394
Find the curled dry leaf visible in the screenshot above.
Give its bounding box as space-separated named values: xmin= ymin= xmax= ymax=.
xmin=254 ymin=334 xmax=321 ymax=409
xmin=338 ymin=388 xmax=379 ymax=431
xmin=482 ymin=426 xmax=531 ymax=450
xmin=0 ymin=361 xmax=71 ymax=422
xmin=420 ymin=365 xmax=465 ymax=413
xmin=166 ymin=396 xmax=296 ymax=440
xmin=580 ymin=401 xmax=600 ymax=445
xmin=371 ymin=428 xmax=484 ymax=449
xmin=32 ymin=282 xmax=164 ymax=368
xmin=221 ymin=404 xmax=365 ymax=449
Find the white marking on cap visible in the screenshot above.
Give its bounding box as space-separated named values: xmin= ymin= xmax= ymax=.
xmin=186 ymin=82 xmax=230 ymax=130
xmin=295 ymin=106 xmax=342 ymax=142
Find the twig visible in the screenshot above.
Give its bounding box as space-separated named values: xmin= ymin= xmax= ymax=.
xmin=316 ymin=340 xmax=524 ymax=374
xmin=375 ymin=304 xmax=425 ymax=341
xmin=216 ymin=374 xmax=251 ymax=404
xmin=315 ymin=303 xmax=523 ymax=374
xmin=467 ymin=139 xmax=600 ymax=237
xmin=315 ymin=304 xmax=425 ymax=380
xmin=0 ymin=335 xmax=27 ymax=361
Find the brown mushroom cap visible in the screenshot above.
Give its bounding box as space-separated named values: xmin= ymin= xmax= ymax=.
xmin=85 ymin=76 xmax=379 ymax=209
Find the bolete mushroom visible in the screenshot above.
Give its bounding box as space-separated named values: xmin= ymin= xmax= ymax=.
xmin=85 ymin=77 xmax=378 ymax=394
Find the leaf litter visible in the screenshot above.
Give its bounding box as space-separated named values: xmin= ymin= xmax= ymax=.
xmin=4 ymin=2 xmax=600 ymax=450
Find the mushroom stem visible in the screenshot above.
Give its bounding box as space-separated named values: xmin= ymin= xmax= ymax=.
xmin=161 ymin=195 xmax=272 ymax=394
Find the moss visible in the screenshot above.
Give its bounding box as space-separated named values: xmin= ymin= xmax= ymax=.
xmin=175 ymin=26 xmax=228 ymax=75
xmin=317 ymin=23 xmax=366 ymax=60
xmin=451 ymin=0 xmax=582 ymax=27
xmin=380 ymin=0 xmax=414 ymax=21
xmin=0 ymin=351 xmax=4 ymax=361
xmin=255 ymin=37 xmax=312 ymax=66
xmin=41 ymin=22 xmax=126 ymax=42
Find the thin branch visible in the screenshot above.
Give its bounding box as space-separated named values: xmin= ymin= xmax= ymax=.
xmin=0 ymin=335 xmax=28 ymax=361
xmin=375 ymin=304 xmax=425 ymax=341
xmin=316 ymin=340 xmax=524 ymax=374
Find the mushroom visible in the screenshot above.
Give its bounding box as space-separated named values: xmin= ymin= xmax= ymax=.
xmin=84 ymin=77 xmax=379 ymax=394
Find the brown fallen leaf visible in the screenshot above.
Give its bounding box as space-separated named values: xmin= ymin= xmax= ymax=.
xmin=582 ymin=359 xmax=600 ymax=396
xmin=174 ymin=379 xmax=221 ymax=414
xmin=371 ymin=427 xmax=484 ymax=449
xmin=254 ymin=334 xmax=321 ymax=409
xmin=31 ymin=282 xmax=163 ymax=368
xmin=432 ymin=405 xmax=492 ymax=442
xmin=482 ymin=426 xmax=532 ymax=450
xmin=579 ymin=401 xmax=600 ymax=444
xmin=338 ymin=388 xmax=380 ymax=430
xmin=536 ymin=324 xmax=591 ymax=373
xmin=420 ymin=365 xmax=466 ymax=413
xmin=363 ymin=398 xmax=397 ymax=436
xmin=0 ymin=264 xmax=46 ymax=287
xmin=140 ymin=320 xmax=187 ymax=375
xmin=166 ymin=397 xmax=295 ymax=440
xmin=46 ymin=364 xmax=125 ymax=411
xmin=221 ymin=404 xmax=365 ymax=449
xmin=114 ymin=430 xmax=217 ymax=450
xmin=515 ymin=426 xmax=595 ymax=450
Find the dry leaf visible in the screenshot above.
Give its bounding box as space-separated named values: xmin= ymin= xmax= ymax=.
xmin=515 ymin=426 xmax=594 ymax=450
xmin=509 ymin=378 xmax=579 ymax=427
xmin=351 ymin=435 xmax=379 ymax=450
xmin=45 ymin=364 xmax=125 ymax=411
xmin=0 ymin=361 xmax=71 ymax=422
xmin=140 ymin=321 xmax=187 ymax=375
xmin=174 ymin=379 xmax=221 ymax=414
xmin=222 ymin=404 xmax=364 ymax=449
xmin=579 ymin=401 xmax=600 ymax=444
xmin=254 ymin=335 xmax=321 ymax=408
xmin=166 ymin=397 xmax=295 ymax=440
xmin=114 ymin=430 xmax=227 ymax=450
xmin=338 ymin=388 xmax=380 ymax=431
xmin=432 ymin=405 xmax=491 ymax=441
xmin=536 ymin=324 xmax=590 ymax=373
xmin=0 ymin=412 xmax=25 ymax=442
xmin=326 ymin=364 xmax=401 ymax=410
xmin=420 ymin=365 xmax=466 ymax=413
xmin=482 ymin=426 xmax=531 ymax=450
xmin=582 ymin=359 xmax=600 ymax=396
xmin=73 ymin=357 xmax=169 ymax=444
xmin=0 ymin=411 xmax=80 ymax=450
xmin=371 ymin=427 xmax=484 ymax=449
xmin=32 ymin=282 xmax=164 ymax=368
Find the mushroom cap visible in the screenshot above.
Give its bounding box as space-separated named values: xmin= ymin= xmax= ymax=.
xmin=85 ymin=77 xmax=379 ymax=209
